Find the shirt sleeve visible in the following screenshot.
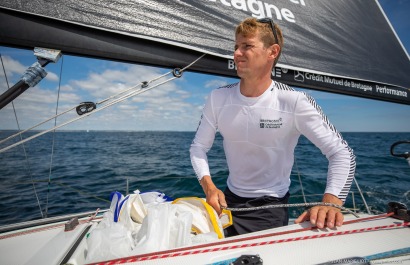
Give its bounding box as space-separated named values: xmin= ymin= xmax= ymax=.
xmin=190 ymin=91 xmax=218 ymax=181
xmin=294 ymin=92 xmax=356 ymax=202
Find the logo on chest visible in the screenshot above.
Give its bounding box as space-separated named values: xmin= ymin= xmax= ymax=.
xmin=260 ymin=118 xmax=282 ymax=129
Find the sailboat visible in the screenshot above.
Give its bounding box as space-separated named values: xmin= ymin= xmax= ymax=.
xmin=0 ymin=1 xmax=409 ymax=264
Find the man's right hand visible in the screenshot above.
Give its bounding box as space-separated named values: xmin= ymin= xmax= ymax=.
xmin=200 ymin=175 xmax=227 ymax=215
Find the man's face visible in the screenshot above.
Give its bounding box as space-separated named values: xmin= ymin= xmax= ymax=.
xmin=234 ymin=31 xmax=272 ymax=79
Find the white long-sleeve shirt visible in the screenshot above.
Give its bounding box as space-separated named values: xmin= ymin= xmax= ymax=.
xmin=190 ymin=80 xmax=356 ymax=201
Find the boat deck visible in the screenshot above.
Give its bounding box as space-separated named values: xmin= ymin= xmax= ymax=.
xmin=1 ymin=213 xmax=409 ymax=265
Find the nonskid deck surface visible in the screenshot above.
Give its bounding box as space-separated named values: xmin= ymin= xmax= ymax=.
xmin=1 ymin=212 xmax=408 ymax=265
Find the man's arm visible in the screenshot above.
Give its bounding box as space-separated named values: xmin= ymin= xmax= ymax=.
xmin=294 ymin=193 xmax=343 ymax=228
xmin=200 ymin=175 xmax=227 ymax=215
xmin=190 ymin=90 xmax=226 ymax=213
xmin=293 ymin=91 xmax=356 ymax=228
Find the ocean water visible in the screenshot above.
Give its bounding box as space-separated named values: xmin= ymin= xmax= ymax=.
xmin=0 ymin=131 xmax=409 ymax=226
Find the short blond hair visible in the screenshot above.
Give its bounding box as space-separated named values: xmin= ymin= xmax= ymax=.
xmin=236 ymin=18 xmax=283 ymax=66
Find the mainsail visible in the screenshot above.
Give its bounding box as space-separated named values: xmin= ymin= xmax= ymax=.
xmin=0 ymin=0 xmax=409 ymax=104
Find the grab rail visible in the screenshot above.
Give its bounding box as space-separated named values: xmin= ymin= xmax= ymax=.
xmin=390 ymin=140 xmax=410 ymax=159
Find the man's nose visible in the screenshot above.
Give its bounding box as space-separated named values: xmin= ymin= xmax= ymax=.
xmin=234 ymin=48 xmax=243 ymax=57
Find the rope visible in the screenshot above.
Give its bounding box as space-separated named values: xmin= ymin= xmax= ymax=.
xmin=96 ymin=71 xmax=171 ymax=106
xmin=0 ymin=106 xmax=77 ymax=145
xmin=0 ymin=53 xmax=44 ymax=218
xmin=294 ymin=155 xmax=307 ymax=204
xmin=226 ymin=202 xmax=360 ymax=218
xmin=353 ymin=176 xmax=371 ymax=214
xmin=45 ymin=55 xmax=64 ymax=218
xmin=0 ymin=53 xmax=207 ymax=154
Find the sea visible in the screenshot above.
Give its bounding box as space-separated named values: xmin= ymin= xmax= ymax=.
xmin=0 ymin=131 xmax=409 ymax=227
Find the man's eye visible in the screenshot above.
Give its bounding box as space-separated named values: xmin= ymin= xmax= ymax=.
xmin=234 ymin=44 xmax=254 ymax=50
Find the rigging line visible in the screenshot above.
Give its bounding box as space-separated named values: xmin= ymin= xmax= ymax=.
xmin=0 ymin=81 xmax=147 ymax=144
xmin=0 ymin=76 xmax=174 ymax=153
xmin=84 ymin=53 xmax=206 ymax=115
xmin=94 ymin=53 xmax=205 ymax=108
xmin=0 ymin=81 xmax=145 ymax=145
xmin=0 ymin=53 xmax=206 ymax=154
xmin=293 ymin=155 xmax=307 ymax=204
xmin=0 ymin=106 xmax=76 ymax=145
xmin=353 ymin=176 xmax=371 ymax=214
xmin=45 ymin=55 xmax=64 ymax=218
xmin=0 ymin=70 xmax=171 ymax=144
xmin=180 ymin=53 xmax=206 ymax=72
xmin=96 ymin=71 xmax=172 ymax=105
xmin=96 ymin=75 xmax=179 ymax=111
xmin=0 ymin=67 xmax=173 ymax=146
xmin=0 ymin=53 xmax=44 ymax=218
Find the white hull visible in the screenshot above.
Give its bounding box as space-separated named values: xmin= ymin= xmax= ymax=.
xmin=1 ymin=211 xmax=409 ymax=265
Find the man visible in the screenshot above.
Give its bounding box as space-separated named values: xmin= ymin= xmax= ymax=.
xmin=190 ymin=18 xmax=356 ymax=236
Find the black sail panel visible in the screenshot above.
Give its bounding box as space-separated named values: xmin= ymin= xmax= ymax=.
xmin=0 ymin=0 xmax=408 ymax=104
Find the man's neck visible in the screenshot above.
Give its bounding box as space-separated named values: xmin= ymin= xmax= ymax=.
xmin=239 ymin=76 xmax=273 ymax=97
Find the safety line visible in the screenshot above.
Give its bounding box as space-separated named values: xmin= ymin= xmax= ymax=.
xmin=0 ymin=209 xmax=102 ymax=240
xmin=88 ymin=213 xmax=401 ymax=265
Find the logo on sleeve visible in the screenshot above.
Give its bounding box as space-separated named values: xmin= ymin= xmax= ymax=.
xmin=260 ymin=118 xmax=282 ymax=129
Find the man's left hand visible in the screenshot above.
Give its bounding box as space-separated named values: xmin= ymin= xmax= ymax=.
xmin=294 ymin=193 xmax=343 ymax=228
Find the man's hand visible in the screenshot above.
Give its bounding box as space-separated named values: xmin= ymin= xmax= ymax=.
xmin=294 ymin=193 xmax=344 ymax=228
xmin=200 ymin=175 xmax=227 ymax=215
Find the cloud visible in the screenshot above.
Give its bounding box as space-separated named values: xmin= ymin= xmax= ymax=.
xmin=204 ymin=78 xmax=230 ymax=89
xmin=45 ymin=71 xmax=59 ymax=82
xmin=61 ymin=84 xmax=75 ymax=92
xmin=66 ymin=64 xmax=198 ymax=125
xmin=0 ymin=53 xmax=205 ymax=131
xmin=0 ymin=56 xmax=26 ymax=79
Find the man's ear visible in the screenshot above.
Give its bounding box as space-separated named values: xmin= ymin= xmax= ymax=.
xmin=270 ymin=44 xmax=281 ymax=59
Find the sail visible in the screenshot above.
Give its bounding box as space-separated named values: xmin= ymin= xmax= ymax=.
xmin=0 ymin=0 xmax=409 ymax=104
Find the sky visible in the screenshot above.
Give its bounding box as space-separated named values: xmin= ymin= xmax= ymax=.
xmin=0 ymin=0 xmax=409 ymax=133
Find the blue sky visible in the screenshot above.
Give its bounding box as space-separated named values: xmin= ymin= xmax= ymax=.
xmin=0 ymin=0 xmax=409 ymax=132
